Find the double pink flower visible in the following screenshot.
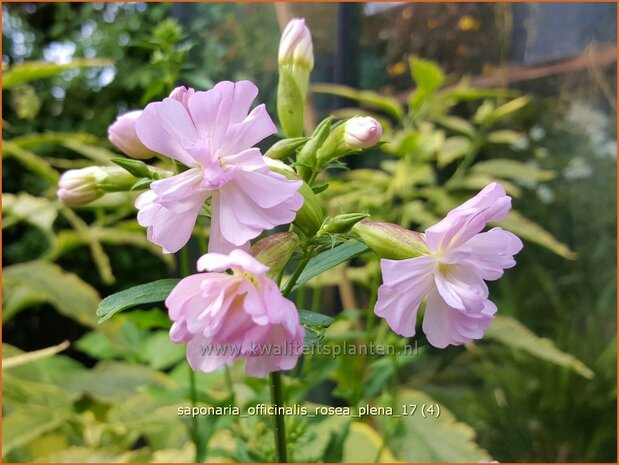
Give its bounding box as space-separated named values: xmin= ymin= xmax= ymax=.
xmin=375 ymin=183 xmax=523 ymax=348
xmin=132 ymin=81 xmax=303 ymax=253
xmin=166 ymin=249 xmax=305 ymax=377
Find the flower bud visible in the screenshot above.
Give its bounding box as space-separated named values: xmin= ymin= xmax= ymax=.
xmin=320 ymin=212 xmax=370 ymax=235
xmin=264 ymin=137 xmax=308 ymax=160
xmin=58 ymin=166 xmax=139 ymax=207
xmin=278 ymin=18 xmax=314 ymax=71
xmin=316 ymin=116 xmax=382 ymax=166
xmin=264 ymin=158 xmax=323 ymax=237
xmin=296 ymin=117 xmax=332 ymax=182
xmin=251 ymin=232 xmax=299 ymax=278
xmin=108 ymin=111 xmax=158 ymax=160
xmin=57 ymin=167 xmax=106 ymax=207
xmin=352 ymin=220 xmax=429 ymax=260
xmin=343 ymin=116 xmax=383 ymax=148
xmin=277 ymin=18 xmax=314 ymax=138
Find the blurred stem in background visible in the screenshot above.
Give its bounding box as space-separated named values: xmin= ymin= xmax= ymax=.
xmin=179 ymin=246 xmax=205 ymax=462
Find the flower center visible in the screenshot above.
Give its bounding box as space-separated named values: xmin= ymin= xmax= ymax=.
xmin=242 ymin=272 xmax=259 ymax=286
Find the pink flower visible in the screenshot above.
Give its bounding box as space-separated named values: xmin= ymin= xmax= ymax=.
xmin=108 ymin=110 xmax=158 ymax=159
xmin=166 ymin=249 xmax=305 ymax=377
xmin=374 ymin=183 xmax=523 ymax=348
xmin=134 ymin=81 xmax=303 ymax=253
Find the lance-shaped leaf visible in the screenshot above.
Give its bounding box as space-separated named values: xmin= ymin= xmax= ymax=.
xmin=485 ymin=316 xmax=594 ymax=379
xmin=97 ymin=279 xmax=181 ymax=323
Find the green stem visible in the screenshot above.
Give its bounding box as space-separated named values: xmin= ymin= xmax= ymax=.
xmin=282 ymin=255 xmax=313 ymax=297
xmin=447 ymin=135 xmax=484 ymax=185
xmin=179 ymin=246 xmax=202 ymax=462
xmin=270 ymin=371 xmax=288 ymax=463
xmin=307 ymin=170 xmax=319 ymax=187
xmin=267 ymin=251 xmax=315 ymax=463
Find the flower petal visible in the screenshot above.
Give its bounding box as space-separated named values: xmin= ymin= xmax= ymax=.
xmin=452 ymin=227 xmax=523 ymax=280
xmin=425 ymin=182 xmax=512 ymax=252
xmin=374 ymin=256 xmax=435 ymax=337
xmin=135 ymin=98 xmax=199 ymax=167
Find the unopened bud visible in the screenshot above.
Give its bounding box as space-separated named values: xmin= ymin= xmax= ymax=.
xmin=57 ymin=166 xmax=139 ymax=207
xmin=264 ymin=137 xmax=308 ymax=161
xmin=343 ymin=116 xmax=383 ymax=148
xmin=321 ymin=213 xmax=370 ymax=235
xmin=278 ymin=18 xmax=314 ymax=71
xmin=251 ymin=232 xmax=299 ymax=278
xmin=316 ymin=116 xmax=382 ymax=166
xmin=108 ymin=111 xmax=158 ymax=160
xmin=277 ymin=18 xmax=314 ymax=138
xmin=296 ymin=117 xmax=332 ymax=182
xmin=352 ymin=220 xmax=429 ymax=260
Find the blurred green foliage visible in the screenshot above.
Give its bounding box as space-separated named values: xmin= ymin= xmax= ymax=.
xmin=2 ymin=3 xmax=616 ymax=463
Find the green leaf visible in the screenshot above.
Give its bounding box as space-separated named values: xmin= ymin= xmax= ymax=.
xmin=322 ymin=421 xmax=350 ymax=462
xmin=409 ymin=57 xmax=445 ymax=93
xmin=486 ymin=129 xmax=526 ymax=145
xmin=471 ymin=159 xmax=554 ymax=182
xmin=299 ymin=310 xmax=334 ymax=328
xmin=2 ymin=141 xmax=60 ymax=183
xmin=434 ymin=116 xmax=476 ymax=137
xmin=3 ymin=261 xmax=101 ymax=326
xmin=437 ymin=136 xmax=471 ymax=168
xmin=3 ymin=192 xmax=58 ymax=232
xmin=3 ymin=58 xmax=113 ymax=89
xmin=111 ymin=157 xmax=152 ymax=178
xmin=311 ymin=83 xmax=404 ymax=120
xmin=294 ymin=241 xmax=368 ymax=290
xmin=2 ymin=341 xmax=69 ymax=370
xmin=2 ymin=405 xmax=72 ymax=457
xmin=8 ymin=132 xmax=100 ymax=149
xmin=485 ymin=316 xmax=594 ymax=379
xmin=495 ymin=210 xmax=576 ymax=259
xmin=140 ymin=331 xmax=186 ymax=370
xmin=381 ymin=389 xmax=492 ymax=462
xmin=62 ymin=139 xmax=116 ymax=164
xmin=481 ymin=96 xmax=531 ymax=124
xmin=63 ymin=360 xmax=173 ymax=403
xmin=97 ymin=278 xmax=181 ymax=323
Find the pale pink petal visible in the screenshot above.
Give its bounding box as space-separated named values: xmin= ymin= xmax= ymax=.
xmin=196 ymin=252 xmax=235 ymax=272
xmin=213 ymin=178 xmax=302 ymax=248
xmin=434 ymin=265 xmax=488 ymax=312
xmin=208 ymin=194 xmax=251 ymax=253
xmin=422 ymin=288 xmax=455 ymax=348
xmin=455 ymin=227 xmax=524 ymax=280
xmin=135 ymin=98 xmax=199 ymax=167
xmin=222 ymin=104 xmax=277 ymax=156
xmin=423 ymin=289 xmax=497 ymax=348
xmin=243 ymin=323 xmax=304 ymax=377
xmin=425 ymin=182 xmax=512 ymax=252
xmin=149 ymin=169 xmax=207 ymax=212
xmin=234 ymin=168 xmax=302 ymax=209
xmin=135 ymin=187 xmax=207 ymax=254
xmin=374 ymin=256 xmax=435 ymax=337
xmin=186 ymin=336 xmax=238 ymax=372
xmin=165 ymin=273 xmax=207 ymax=320
xmin=229 ymin=249 xmax=270 ymax=275
xmin=213 ymin=80 xmax=259 ymax=124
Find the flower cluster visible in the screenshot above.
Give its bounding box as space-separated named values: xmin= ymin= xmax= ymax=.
xmin=57 ymin=17 xmax=522 ymax=378
xmin=166 ymin=249 xmax=304 ymax=377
